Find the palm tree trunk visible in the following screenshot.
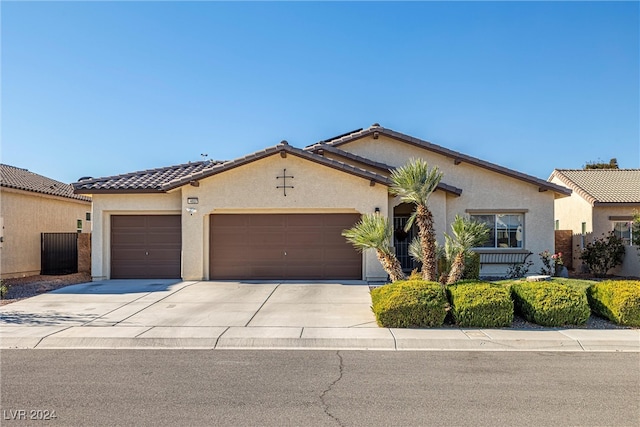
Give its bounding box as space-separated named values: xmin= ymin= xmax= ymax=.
xmin=376 ymin=250 xmax=406 ymax=282
xmin=416 ymin=205 xmax=437 ymax=282
xmin=447 ymin=252 xmax=466 ymax=285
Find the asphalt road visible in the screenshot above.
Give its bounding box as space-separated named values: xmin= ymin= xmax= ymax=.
xmin=1 ymin=350 xmax=638 ymax=426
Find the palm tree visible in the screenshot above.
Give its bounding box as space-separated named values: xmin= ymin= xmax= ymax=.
xmin=445 ymin=215 xmax=490 ymax=285
xmin=342 ymin=213 xmax=406 ymax=282
xmin=409 ymin=237 xmax=453 ymax=285
xmin=390 ymin=158 xmax=443 ymax=281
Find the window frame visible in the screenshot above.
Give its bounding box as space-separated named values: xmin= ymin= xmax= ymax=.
xmin=466 ymin=210 xmax=526 ymax=250
xmin=612 ymin=221 xmax=633 ymax=246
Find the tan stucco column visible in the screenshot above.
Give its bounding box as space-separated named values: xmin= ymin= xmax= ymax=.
xmin=182 ymin=209 xmax=205 ymax=280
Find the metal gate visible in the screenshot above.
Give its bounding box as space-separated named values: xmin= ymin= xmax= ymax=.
xmin=41 ymin=232 xmax=78 ymax=275
xmin=393 ymin=217 xmax=418 ymax=271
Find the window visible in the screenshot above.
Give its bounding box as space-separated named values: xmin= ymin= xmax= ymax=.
xmin=470 ymin=213 xmax=524 ymax=248
xmin=613 ymin=221 xmax=632 ymax=245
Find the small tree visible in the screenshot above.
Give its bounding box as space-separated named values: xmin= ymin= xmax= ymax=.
xmin=389 ymin=158 xmax=443 ymax=282
xmin=342 ymin=214 xmax=406 ymax=282
xmin=633 ymin=211 xmax=640 ymax=250
xmin=445 ymin=215 xmax=490 ymax=285
xmin=584 ymin=158 xmax=619 ymax=169
xmin=579 ymin=231 xmax=626 ymax=277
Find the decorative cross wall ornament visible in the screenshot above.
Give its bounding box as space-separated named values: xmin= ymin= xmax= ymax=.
xmin=276 ymin=168 xmax=294 ymax=196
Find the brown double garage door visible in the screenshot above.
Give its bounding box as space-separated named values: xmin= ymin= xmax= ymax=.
xmin=111 ymin=214 xmax=362 ymax=280
xmin=210 ymin=214 xmax=362 ymax=280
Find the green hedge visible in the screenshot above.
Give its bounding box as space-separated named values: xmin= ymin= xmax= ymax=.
xmin=462 ymin=252 xmax=481 ymax=281
xmin=511 ymin=282 xmax=590 ymax=327
xmin=370 ymin=280 xmax=448 ymax=328
xmin=588 ymin=280 xmax=640 ymax=327
xmin=447 ymin=281 xmax=513 ymax=327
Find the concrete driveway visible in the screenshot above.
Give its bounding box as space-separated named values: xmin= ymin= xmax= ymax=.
xmin=0 ymin=280 xmax=376 ymax=328
xmin=2 ymin=279 xmax=638 ymax=351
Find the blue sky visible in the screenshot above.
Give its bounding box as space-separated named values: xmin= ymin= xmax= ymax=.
xmin=2 ymin=1 xmax=639 ymax=184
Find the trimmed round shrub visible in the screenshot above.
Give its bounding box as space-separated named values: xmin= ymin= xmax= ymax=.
xmin=447 ymin=281 xmax=513 ymax=327
xmin=370 ymin=280 xmax=448 ymax=328
xmin=511 ymin=281 xmax=590 ymax=327
xmin=588 ymin=280 xmax=640 ymax=327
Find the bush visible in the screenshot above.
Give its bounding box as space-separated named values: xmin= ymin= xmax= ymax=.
xmin=0 ymin=280 xmax=8 ymax=299
xmin=511 ymin=281 xmax=590 ymax=326
xmin=370 ymin=280 xmax=448 ymax=328
xmin=588 ymin=281 xmax=640 ymax=327
xmin=579 ymin=231 xmax=626 ymax=277
xmin=447 ymin=281 xmax=513 ymax=327
xmin=462 ymin=252 xmax=480 ymax=281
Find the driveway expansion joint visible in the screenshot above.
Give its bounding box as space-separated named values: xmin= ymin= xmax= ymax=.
xmin=243 ymin=283 xmax=281 ymax=327
xmin=32 ymin=325 xmax=74 ymax=349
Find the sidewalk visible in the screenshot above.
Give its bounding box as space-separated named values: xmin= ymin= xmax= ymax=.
xmin=1 ymin=280 xmax=638 ymax=351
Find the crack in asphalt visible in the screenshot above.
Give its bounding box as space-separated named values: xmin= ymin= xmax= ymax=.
xmin=320 ymin=350 xmax=345 ymax=427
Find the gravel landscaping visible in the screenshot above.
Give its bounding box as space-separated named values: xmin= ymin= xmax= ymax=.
xmin=1 ymin=273 xmax=91 ymax=306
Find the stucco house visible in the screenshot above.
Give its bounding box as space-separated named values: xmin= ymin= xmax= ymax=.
xmin=73 ymin=124 xmax=571 ymax=282
xmin=1 ymin=164 xmax=92 ymax=279
xmin=549 ymin=169 xmax=640 ymax=277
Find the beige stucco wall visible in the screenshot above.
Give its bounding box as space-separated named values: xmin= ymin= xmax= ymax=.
xmin=342 ymin=135 xmax=558 ymax=276
xmin=89 ymin=192 xmax=181 ymax=280
xmin=549 ymin=176 xmax=593 ymax=235
xmin=0 ymin=188 xmax=91 ymax=278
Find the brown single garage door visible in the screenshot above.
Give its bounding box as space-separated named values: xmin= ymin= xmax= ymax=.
xmin=210 ymin=214 xmax=361 ymax=280
xmin=111 ymin=215 xmax=181 ymax=279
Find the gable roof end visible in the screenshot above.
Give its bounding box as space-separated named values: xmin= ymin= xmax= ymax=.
xmin=1 ymin=164 xmax=91 ymax=202
xmin=304 ymin=144 xmax=463 ymax=197
xmin=311 ymin=124 xmax=571 ymax=197
xmin=160 ymin=141 xmax=391 ymax=191
xmin=549 ymin=169 xmax=640 ymax=205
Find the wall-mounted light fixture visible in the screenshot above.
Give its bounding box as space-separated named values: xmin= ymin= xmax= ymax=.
xmin=374 ymin=207 xmax=380 ymax=214
xmin=186 ymin=207 xmax=197 ymax=216
xmin=187 ymin=197 xmax=199 ymax=204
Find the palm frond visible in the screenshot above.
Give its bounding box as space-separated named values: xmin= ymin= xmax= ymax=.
xmin=408 ymin=237 xmax=422 ymax=262
xmin=342 ymin=213 xmax=393 ymax=255
xmin=447 ymin=215 xmax=490 ymax=255
xmin=389 ymin=158 xmax=443 ymax=206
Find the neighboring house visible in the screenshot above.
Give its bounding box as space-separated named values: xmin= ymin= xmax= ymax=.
xmin=1 ymin=164 xmax=92 ymax=279
xmin=73 ymin=124 xmax=570 ymax=282
xmin=550 ymin=169 xmax=640 ymax=277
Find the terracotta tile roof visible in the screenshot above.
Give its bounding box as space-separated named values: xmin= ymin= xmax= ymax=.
xmin=549 ymin=169 xmax=640 ymax=205
xmin=1 ymin=164 xmax=91 ymax=202
xmin=304 ymin=144 xmax=463 ymax=197
xmin=309 ymin=124 xmax=572 ymax=197
xmin=73 ymin=161 xmax=223 ymax=193
xmin=74 ymin=143 xmax=392 ymax=193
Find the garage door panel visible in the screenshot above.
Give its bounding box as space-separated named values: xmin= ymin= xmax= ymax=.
xmin=111 ymin=215 xmax=181 ymax=279
xmin=111 ymin=232 xmax=147 ymax=245
xmin=210 ymin=214 xmax=361 ymax=280
xmin=111 ymin=249 xmax=146 ymax=261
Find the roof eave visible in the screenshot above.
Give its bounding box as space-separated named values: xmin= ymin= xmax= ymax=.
xmin=73 ymin=188 xmax=165 ymax=195
xmin=593 ymin=202 xmax=640 ymax=207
